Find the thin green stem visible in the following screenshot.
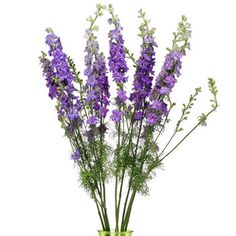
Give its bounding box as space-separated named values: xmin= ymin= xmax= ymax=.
xmin=159 ymin=132 xmax=176 ymax=157
xmin=123 ymin=190 xmax=136 ymax=231
xmin=74 ymin=129 xmax=109 ymax=229
xmin=159 ymin=123 xmax=199 ymax=162
xmin=115 ymin=120 xmax=121 ymax=231
xmin=124 ymin=47 xmax=137 ymax=66
xmin=119 ymin=109 xmax=136 ymax=228
xmin=67 ymin=129 xmax=106 ymax=230
xmin=121 ymin=116 xmax=144 ymax=230
xmin=121 ymin=185 xmax=131 ymax=230
xmin=117 ymin=170 xmax=125 ymax=222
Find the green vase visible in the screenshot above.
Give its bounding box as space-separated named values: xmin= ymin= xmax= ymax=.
xmin=98 ymin=230 xmax=133 ymax=236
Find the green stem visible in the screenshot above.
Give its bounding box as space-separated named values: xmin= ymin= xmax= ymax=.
xmin=121 ymin=185 xmax=131 ymax=230
xmin=159 ymin=105 xmax=217 ymax=163
xmin=121 ymin=117 xmax=144 ymax=227
xmin=159 ymin=122 xmax=200 ymax=162
xmin=115 ymin=121 xmax=121 ymax=231
xmin=124 ymin=47 xmax=137 ymax=66
xmin=123 ymin=190 xmax=137 ymax=231
xmin=75 ymin=129 xmax=109 ymax=229
xmin=118 ymin=109 xmax=136 ymax=228
xmin=115 ymin=174 xmax=119 ymax=231
xmin=116 ymin=170 xmax=125 ymax=231
xmin=159 ymin=131 xmax=176 ymax=157
xmin=98 ymin=114 xmax=110 ymax=230
xmin=93 ymin=193 xmax=106 ymax=230
xmin=67 ymin=130 xmax=106 ymax=230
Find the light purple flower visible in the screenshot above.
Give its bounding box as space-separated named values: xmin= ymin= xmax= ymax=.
xmin=146 ymin=113 xmax=160 ymax=125
xmin=134 ymin=111 xmax=144 ymax=121
xmin=111 ymin=109 xmax=122 ymax=122
xmin=87 ymin=116 xmax=98 ymax=125
xmin=71 ymin=149 xmax=81 ymax=161
xmin=117 ymin=89 xmax=127 ymax=103
xmin=149 ymin=101 xmax=168 ymax=115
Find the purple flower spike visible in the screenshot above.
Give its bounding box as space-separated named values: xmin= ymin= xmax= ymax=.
xmin=151 ymin=49 xmax=183 ymax=100
xmin=108 ymin=29 xmax=128 ymax=84
xmin=84 ymin=29 xmax=110 ymax=121
xmin=40 ymin=30 xmax=83 ymax=131
xmin=130 ymin=34 xmax=157 ymax=111
xmin=108 ymin=22 xmax=129 ymax=107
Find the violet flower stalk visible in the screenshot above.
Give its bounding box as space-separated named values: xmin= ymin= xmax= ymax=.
xmin=39 ymin=29 xmax=82 ymax=130
xmin=130 ymin=9 xmax=157 ymax=117
xmin=148 ymin=15 xmax=192 ymax=126
xmin=84 ymin=25 xmax=110 ymax=138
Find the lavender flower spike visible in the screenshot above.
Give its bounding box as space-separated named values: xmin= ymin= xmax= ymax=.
xmin=147 ymin=16 xmax=191 ymax=126
xmin=40 ymin=28 xmax=82 ymax=127
xmin=130 ymin=9 xmax=157 ymax=115
xmin=84 ymin=13 xmax=110 ymax=113
xmin=108 ymin=4 xmax=129 ymax=122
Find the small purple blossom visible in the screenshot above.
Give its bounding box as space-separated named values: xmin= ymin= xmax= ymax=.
xmin=71 ymin=149 xmax=81 ymax=161
xmin=66 ymin=107 xmax=78 ymax=121
xmin=87 ymin=116 xmax=98 ymax=125
xmin=149 ymin=101 xmax=168 ymax=115
xmin=111 ymin=109 xmax=122 ymax=122
xmin=99 ymin=107 xmax=109 ymax=118
xmin=134 ymin=111 xmax=144 ymax=121
xmin=146 ymin=113 xmax=160 ymax=125
xmin=117 ymin=89 xmax=127 ymax=103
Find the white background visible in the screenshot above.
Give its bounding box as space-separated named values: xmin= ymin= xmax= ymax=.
xmin=0 ymin=0 xmax=236 ymax=235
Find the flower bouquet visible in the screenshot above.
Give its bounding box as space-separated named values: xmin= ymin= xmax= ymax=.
xmin=39 ymin=4 xmax=218 ymax=235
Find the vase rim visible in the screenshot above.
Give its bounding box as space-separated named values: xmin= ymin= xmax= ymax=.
xmin=98 ymin=230 xmax=133 ymax=233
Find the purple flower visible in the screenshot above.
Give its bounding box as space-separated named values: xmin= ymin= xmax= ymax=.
xmin=66 ymin=107 xmax=78 ymax=121
xmin=134 ymin=111 xmax=144 ymax=121
xmin=111 ymin=109 xmax=122 ymax=122
xmin=149 ymin=101 xmax=168 ymax=115
xmin=39 ymin=53 xmax=57 ymax=99
xmin=71 ymin=149 xmax=81 ymax=161
xmin=164 ymin=75 xmax=177 ymax=89
xmin=146 ymin=113 xmax=160 ymax=125
xmin=99 ymin=107 xmax=109 ymax=118
xmin=117 ymin=89 xmax=127 ymax=103
xmin=87 ymin=116 xmax=98 ymax=125
xmin=125 ymin=105 xmax=133 ymax=115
